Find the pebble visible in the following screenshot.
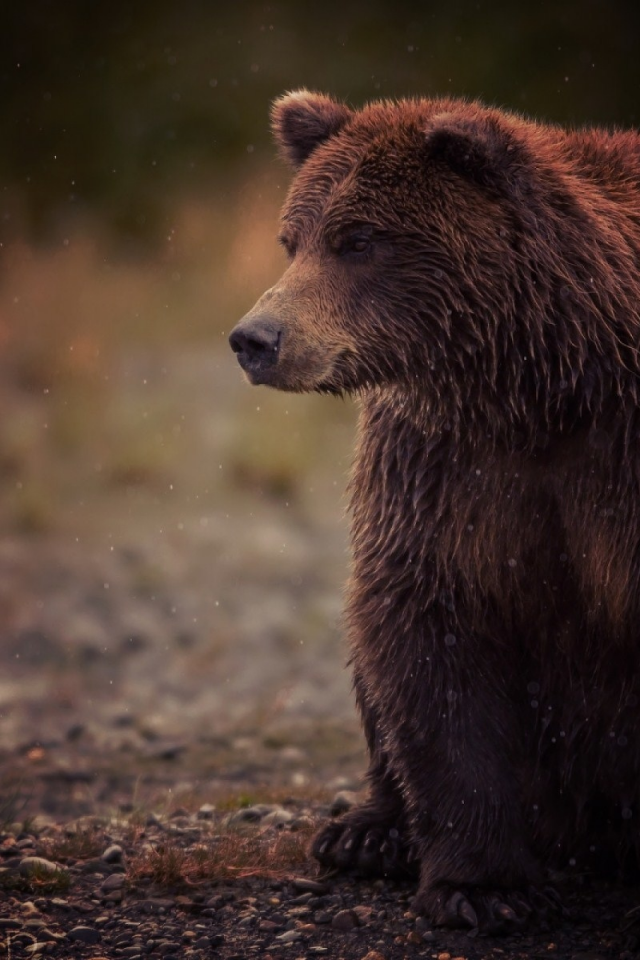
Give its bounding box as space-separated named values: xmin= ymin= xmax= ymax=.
xmin=67 ymin=925 xmax=101 ymax=944
xmin=275 ymin=929 xmax=302 ymax=942
xmin=313 ymin=910 xmax=333 ymax=924
xmin=331 ymin=909 xmax=360 ymax=931
xmin=196 ymin=804 xmax=215 ymax=820
xmin=139 ymin=898 xmax=176 ymax=913
xmin=19 ymin=857 xmax=66 ymax=878
xmin=228 ymin=804 xmax=275 ymax=824
xmin=353 ymin=904 xmax=374 ymax=923
xmin=20 ymin=902 xmax=41 ymax=916
xmin=49 ymin=898 xmax=69 ymax=909
xmin=16 ymin=838 xmax=36 ymax=849
xmin=290 ymin=877 xmax=329 ymax=895
xmin=157 ymin=942 xmax=181 ymax=955
xmin=361 ymin=952 xmax=387 ymax=960
xmin=100 ymin=872 xmax=126 ymax=892
xmin=101 ymin=844 xmax=124 ymax=863
xmin=262 ymin=807 xmax=294 ymax=827
xmin=330 ymin=790 xmax=358 ymax=815
xmin=80 ymin=857 xmax=113 ymax=875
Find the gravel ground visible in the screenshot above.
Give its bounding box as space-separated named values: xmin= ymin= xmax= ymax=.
xmin=1 ymin=348 xmax=640 ymax=958
xmin=1 ymin=798 xmax=640 ymax=960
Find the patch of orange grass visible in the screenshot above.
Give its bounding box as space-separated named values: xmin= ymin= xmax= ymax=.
xmin=41 ymin=825 xmax=109 ymax=863
xmin=128 ymin=823 xmax=316 ymax=888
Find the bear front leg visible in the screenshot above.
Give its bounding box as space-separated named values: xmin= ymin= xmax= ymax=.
xmin=384 ymin=665 xmax=552 ymax=934
xmin=312 ymin=670 xmax=415 ymax=878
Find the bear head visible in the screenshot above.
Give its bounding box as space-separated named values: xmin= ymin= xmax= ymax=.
xmin=230 ymin=91 xmax=621 ymax=435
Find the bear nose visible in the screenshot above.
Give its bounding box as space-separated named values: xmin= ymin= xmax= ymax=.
xmin=229 ymin=318 xmax=282 ymax=364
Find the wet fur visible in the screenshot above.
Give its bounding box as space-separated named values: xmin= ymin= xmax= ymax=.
xmin=233 ymin=92 xmax=640 ymax=931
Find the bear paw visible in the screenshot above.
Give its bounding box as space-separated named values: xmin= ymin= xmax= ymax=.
xmin=414 ymin=881 xmax=562 ymax=935
xmin=312 ymin=810 xmax=417 ymax=879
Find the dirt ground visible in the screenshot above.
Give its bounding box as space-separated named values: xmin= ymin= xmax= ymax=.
xmin=1 ymin=346 xmax=640 ymax=958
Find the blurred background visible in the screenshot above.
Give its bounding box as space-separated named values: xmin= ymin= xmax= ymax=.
xmin=1 ymin=0 xmax=639 ymax=816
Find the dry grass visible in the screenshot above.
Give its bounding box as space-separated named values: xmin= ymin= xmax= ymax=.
xmin=128 ymin=821 xmax=316 ymax=887
xmin=0 ymin=862 xmax=71 ymax=895
xmin=41 ymin=824 xmax=107 ymax=863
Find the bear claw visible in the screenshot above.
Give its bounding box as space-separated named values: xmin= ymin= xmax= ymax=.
xmin=312 ymin=813 xmax=415 ymax=878
xmin=420 ymin=882 xmax=561 ymax=935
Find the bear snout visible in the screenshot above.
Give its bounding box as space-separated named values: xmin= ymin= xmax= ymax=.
xmin=229 ymin=317 xmax=282 ymax=382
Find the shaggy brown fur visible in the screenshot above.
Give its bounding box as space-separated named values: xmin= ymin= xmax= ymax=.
xmin=229 ymin=91 xmax=640 ymax=934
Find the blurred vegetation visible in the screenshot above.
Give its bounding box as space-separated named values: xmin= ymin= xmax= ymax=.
xmin=1 ymin=0 xmax=639 ymax=245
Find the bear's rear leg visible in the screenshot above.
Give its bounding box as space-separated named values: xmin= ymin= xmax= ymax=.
xmin=415 ymin=881 xmax=561 ymax=935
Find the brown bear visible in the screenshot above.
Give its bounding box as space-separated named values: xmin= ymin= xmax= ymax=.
xmin=229 ymin=90 xmax=640 ymax=934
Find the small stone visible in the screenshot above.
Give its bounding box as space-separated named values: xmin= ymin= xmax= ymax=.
xmin=407 ymin=930 xmax=423 ymax=944
xmin=74 ymin=900 xmax=96 ymax=913
xmin=17 ymin=837 xmax=36 ymax=849
xmin=192 ymin=937 xmax=210 ymax=948
xmin=196 ymin=804 xmax=215 ymax=820
xmin=313 ymin=911 xmax=332 ymax=924
xmin=20 ymin=902 xmax=41 ymax=916
xmin=330 ymin=790 xmax=358 ymax=816
xmin=103 ymin=889 xmax=123 ymax=903
xmin=145 ymin=743 xmax=187 ymax=761
xmin=101 ymin=844 xmax=124 ymax=863
xmin=228 ymin=804 xmax=274 ymax=824
xmin=361 ymin=952 xmax=387 ymax=960
xmin=353 ymin=905 xmax=374 ymax=924
xmin=290 ymin=877 xmax=329 ymax=895
xmin=290 ymin=815 xmax=314 ymax=831
xmin=100 ymin=873 xmax=126 ymax=892
xmin=286 ymin=905 xmax=311 ymax=917
xmin=49 ymin=898 xmax=69 ymax=909
xmin=275 ymin=929 xmax=302 ymax=942
xmin=80 ymin=858 xmax=112 ymax=875
xmin=157 ymin=943 xmax=181 ymax=956
xmin=262 ymin=808 xmax=294 ymax=827
xmin=259 ymin=920 xmax=282 ymax=931
xmin=331 ymin=909 xmax=359 ymax=931
xmin=139 ymin=898 xmax=175 ymax=913
xmin=0 ymin=919 xmax=21 ymax=929
xmin=19 ymin=857 xmax=64 ymax=877
xmin=67 ymin=925 xmax=101 ymax=944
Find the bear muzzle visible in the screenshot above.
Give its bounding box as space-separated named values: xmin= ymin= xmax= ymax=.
xmin=229 ymin=316 xmax=282 ymax=384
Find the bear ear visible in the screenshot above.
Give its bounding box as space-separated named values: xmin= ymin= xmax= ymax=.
xmin=426 ymin=114 xmax=527 ymax=193
xmin=271 ymin=90 xmax=352 ymax=168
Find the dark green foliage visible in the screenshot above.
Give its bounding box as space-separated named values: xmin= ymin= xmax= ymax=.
xmin=1 ymin=0 xmax=639 ymax=243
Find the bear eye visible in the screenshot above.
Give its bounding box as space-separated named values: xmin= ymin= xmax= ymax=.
xmin=350 ymin=236 xmax=370 ymax=253
xmin=278 ymin=233 xmax=297 ymax=259
xmin=339 ymin=232 xmax=372 ymax=256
